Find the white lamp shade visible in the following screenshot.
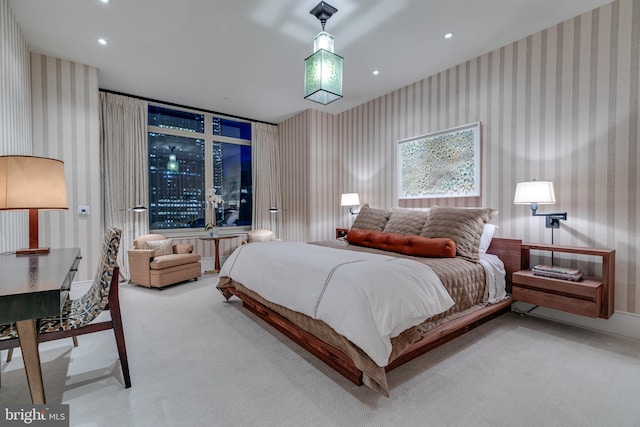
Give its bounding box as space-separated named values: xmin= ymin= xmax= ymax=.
xmin=0 ymin=155 xmax=68 ymax=210
xmin=341 ymin=193 xmax=360 ymax=206
xmin=513 ymin=181 xmax=556 ymax=205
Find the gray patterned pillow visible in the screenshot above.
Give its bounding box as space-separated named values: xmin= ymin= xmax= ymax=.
xmin=383 ymin=207 xmax=430 ymax=235
xmin=144 ymin=239 xmax=174 ymax=256
xmin=420 ymin=207 xmax=493 ymax=262
xmin=351 ymin=204 xmax=391 ymax=231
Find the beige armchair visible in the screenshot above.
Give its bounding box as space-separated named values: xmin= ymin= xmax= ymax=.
xmin=242 ymin=229 xmax=276 ymax=244
xmin=128 ymin=234 xmax=201 ymax=288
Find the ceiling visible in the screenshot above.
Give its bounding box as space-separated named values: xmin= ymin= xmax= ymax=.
xmin=9 ymin=0 xmax=613 ymax=124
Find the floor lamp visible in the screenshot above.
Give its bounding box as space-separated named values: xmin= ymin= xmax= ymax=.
xmin=268 ymin=207 xmax=283 ymax=240
xmin=118 ymin=205 xmax=147 ymax=282
xmin=0 ymin=155 xmax=68 ymax=254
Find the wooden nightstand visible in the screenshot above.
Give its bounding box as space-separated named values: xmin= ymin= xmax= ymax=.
xmin=512 ymin=243 xmax=615 ymax=319
xmin=335 ymin=228 xmax=350 ymax=239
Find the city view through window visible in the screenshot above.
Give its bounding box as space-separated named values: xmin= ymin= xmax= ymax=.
xmin=148 ymin=106 xmax=252 ymax=230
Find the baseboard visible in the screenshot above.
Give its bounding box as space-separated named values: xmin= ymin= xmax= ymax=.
xmin=512 ymin=302 xmax=640 ymax=341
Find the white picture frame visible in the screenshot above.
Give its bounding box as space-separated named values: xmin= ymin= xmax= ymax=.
xmin=398 ymin=122 xmax=481 ymax=199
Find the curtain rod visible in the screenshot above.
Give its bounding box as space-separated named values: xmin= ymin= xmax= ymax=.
xmin=99 ymin=88 xmax=278 ymax=127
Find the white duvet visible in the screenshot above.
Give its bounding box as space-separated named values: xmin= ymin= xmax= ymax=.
xmin=219 ymin=241 xmax=455 ymax=367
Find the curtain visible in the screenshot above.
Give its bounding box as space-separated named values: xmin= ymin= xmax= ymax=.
xmin=251 ymin=122 xmax=282 ymax=237
xmin=100 ymin=92 xmax=148 ymax=278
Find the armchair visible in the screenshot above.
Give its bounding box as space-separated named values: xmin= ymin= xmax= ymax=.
xmin=242 ymin=229 xmax=276 ymax=244
xmin=128 ymin=234 xmax=201 ymax=288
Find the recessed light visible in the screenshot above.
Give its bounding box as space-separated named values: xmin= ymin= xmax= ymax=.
xmin=444 ymin=32 xmax=454 ymax=39
xmin=98 ymin=38 xmax=108 ymax=46
xmin=100 ymin=0 xmax=110 ymax=4
xmin=372 ymin=70 xmax=380 ymax=76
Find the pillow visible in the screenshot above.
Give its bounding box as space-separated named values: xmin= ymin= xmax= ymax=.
xmin=383 ymin=207 xmax=430 ymax=235
xmin=144 ymin=239 xmax=174 ymax=256
xmin=351 ymin=204 xmax=391 ymax=231
xmin=420 ymin=207 xmax=494 ymax=262
xmin=347 ymin=229 xmax=456 ymax=258
xmin=478 ymin=223 xmax=498 ymax=254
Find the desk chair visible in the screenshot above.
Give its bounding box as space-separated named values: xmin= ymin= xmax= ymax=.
xmin=0 ymin=227 xmax=131 ymax=388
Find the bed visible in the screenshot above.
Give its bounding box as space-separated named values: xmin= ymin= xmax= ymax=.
xmin=217 ymin=206 xmax=521 ymax=396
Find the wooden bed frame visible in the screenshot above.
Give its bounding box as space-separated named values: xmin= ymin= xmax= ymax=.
xmin=222 ymin=237 xmax=522 ymax=387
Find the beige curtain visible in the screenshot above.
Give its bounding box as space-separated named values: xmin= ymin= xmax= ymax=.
xmin=251 ymin=123 xmax=282 ymax=237
xmin=100 ymin=92 xmax=148 ymax=278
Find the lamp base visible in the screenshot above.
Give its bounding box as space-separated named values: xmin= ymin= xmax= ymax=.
xmin=16 ymin=247 xmax=50 ymax=255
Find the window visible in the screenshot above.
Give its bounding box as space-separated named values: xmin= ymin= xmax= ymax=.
xmin=148 ymin=105 xmax=252 ymax=231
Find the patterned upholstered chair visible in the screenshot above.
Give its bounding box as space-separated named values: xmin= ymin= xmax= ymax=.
xmin=0 ymin=226 xmax=131 ymax=389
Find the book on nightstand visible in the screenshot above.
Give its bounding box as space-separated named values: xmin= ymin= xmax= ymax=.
xmin=532 ymin=264 xmax=583 ymax=281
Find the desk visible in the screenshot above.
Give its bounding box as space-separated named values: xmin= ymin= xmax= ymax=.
xmin=199 ymin=235 xmax=240 ymax=273
xmin=0 ymin=248 xmax=82 ymax=404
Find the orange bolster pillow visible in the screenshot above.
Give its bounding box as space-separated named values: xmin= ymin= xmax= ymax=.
xmin=346 ymin=229 xmax=456 ymax=258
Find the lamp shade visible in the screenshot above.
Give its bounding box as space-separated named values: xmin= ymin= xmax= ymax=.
xmin=304 ymin=49 xmax=343 ymax=105
xmin=514 ymin=181 xmax=556 ymax=205
xmin=0 ymin=155 xmax=68 ymax=210
xmin=0 ymin=155 xmax=68 ymax=254
xmin=340 ymin=193 xmax=360 ymax=206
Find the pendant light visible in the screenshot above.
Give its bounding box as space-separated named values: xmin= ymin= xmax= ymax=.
xmin=304 ymin=2 xmax=343 ymax=105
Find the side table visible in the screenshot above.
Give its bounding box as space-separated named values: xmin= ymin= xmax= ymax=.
xmin=336 ymin=227 xmax=350 ymax=239
xmin=199 ymin=235 xmax=240 ymax=273
xmin=512 ymin=243 xmax=615 ymax=318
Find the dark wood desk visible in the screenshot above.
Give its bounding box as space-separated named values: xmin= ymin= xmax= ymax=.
xmin=199 ymin=235 xmax=240 ymax=273
xmin=0 ymin=248 xmax=82 ymax=404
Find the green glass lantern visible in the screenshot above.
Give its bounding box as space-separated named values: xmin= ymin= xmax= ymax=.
xmin=304 ymin=2 xmax=342 ymax=105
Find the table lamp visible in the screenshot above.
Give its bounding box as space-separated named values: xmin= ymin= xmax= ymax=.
xmin=0 ymin=155 xmax=68 ymax=254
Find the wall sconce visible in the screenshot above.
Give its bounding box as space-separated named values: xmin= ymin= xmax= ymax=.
xmin=0 ymin=155 xmax=68 ymax=254
xmin=514 ymin=180 xmax=567 ymax=244
xmin=167 ymin=146 xmax=179 ymax=172
xmin=341 ymin=193 xmax=360 ymax=215
xmin=304 ymin=1 xmax=343 ymax=105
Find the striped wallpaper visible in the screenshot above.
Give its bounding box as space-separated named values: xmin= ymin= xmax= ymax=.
xmin=280 ymin=0 xmax=640 ymax=314
xmin=0 ymin=0 xmax=31 ymax=253
xmin=2 ymin=0 xmax=638 ymax=312
xmin=29 ymin=54 xmax=101 ymax=280
xmin=2 ymin=1 xmax=102 ymax=280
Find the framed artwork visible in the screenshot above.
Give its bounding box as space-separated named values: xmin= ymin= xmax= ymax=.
xmin=398 ymin=122 xmax=481 ymax=199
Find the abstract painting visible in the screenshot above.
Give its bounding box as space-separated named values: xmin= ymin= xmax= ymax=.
xmin=398 ymin=122 xmax=481 ymax=199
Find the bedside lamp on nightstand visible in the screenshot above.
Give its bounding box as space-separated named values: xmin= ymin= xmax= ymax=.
xmin=514 ymin=180 xmax=567 ymax=244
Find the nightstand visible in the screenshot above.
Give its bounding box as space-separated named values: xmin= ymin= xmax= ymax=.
xmin=512 ymin=243 xmax=615 ymax=319
xmin=335 ymin=227 xmax=350 ymax=239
